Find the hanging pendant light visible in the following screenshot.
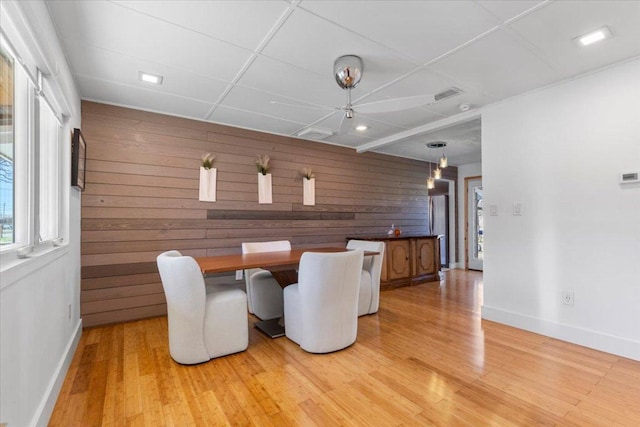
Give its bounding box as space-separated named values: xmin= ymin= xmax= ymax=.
xmin=439 ymin=153 xmax=448 ymax=168
xmin=426 ymin=159 xmax=435 ymax=189
xmin=427 ymin=141 xmax=448 ymax=169
xmin=433 ymin=166 xmax=442 ymax=179
xmin=439 ymin=143 xmax=448 ymax=168
xmin=427 ymin=176 xmax=435 ymax=189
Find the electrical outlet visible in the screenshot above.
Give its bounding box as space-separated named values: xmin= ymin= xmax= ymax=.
xmin=490 ymin=205 xmax=498 ymax=216
xmin=235 ymin=270 xmax=243 ymax=280
xmin=561 ymin=291 xmax=574 ymax=306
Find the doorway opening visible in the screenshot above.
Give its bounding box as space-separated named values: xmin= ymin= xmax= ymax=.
xmin=465 ymin=176 xmax=483 ymax=271
xmin=429 ymin=179 xmax=454 ymax=268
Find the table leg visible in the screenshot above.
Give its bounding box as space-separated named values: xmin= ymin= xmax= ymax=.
xmin=254 ymin=318 xmax=286 ymax=338
xmin=253 ymin=268 xmax=297 ymax=338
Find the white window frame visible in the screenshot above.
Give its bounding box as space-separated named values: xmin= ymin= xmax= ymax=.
xmin=0 ymin=30 xmax=64 ymax=268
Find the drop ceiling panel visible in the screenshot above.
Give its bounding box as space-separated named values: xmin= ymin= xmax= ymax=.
xmin=377 ymin=119 xmax=482 ymax=164
xmin=314 ymin=112 xmax=406 ymax=142
xmin=45 ymin=1 xmax=640 ymax=165
xmin=363 ymin=107 xmax=445 ymax=132
xmin=300 ymin=0 xmax=501 ymax=63
xmin=429 ymin=30 xmax=563 ymax=100
xmin=77 ymin=76 xmax=214 ymax=119
xmin=209 ymin=106 xmax=307 ymax=136
xmin=324 ymin=132 xmax=373 ymax=149
xmin=63 ymin=40 xmax=229 ymax=103
xmin=423 ymin=92 xmax=494 ymax=118
xmin=221 ymin=85 xmax=332 ymax=124
xmin=262 ymin=8 xmax=419 ymax=93
xmin=48 ymin=0 xmax=252 ymax=82
xmin=370 ymin=68 xmax=466 ymax=100
xmin=111 ymin=0 xmax=290 ymax=50
xmin=238 ymin=55 xmax=342 ymax=107
xmin=506 ymin=0 xmax=640 ymax=78
xmin=476 ymin=0 xmax=546 ymax=22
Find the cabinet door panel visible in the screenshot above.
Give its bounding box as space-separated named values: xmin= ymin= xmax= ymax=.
xmin=388 ymin=240 xmax=411 ymax=280
xmin=381 ymin=244 xmax=388 ymax=281
xmin=416 ymin=238 xmax=437 ymax=275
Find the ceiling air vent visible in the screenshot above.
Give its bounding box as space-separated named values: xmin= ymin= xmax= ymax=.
xmin=620 ymin=171 xmax=639 ymax=184
xmin=297 ymin=127 xmax=333 ymax=140
xmin=434 ymin=87 xmax=463 ymax=102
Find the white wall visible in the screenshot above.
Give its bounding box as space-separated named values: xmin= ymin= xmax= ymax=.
xmin=456 ymin=162 xmax=482 ymax=268
xmin=481 ymin=58 xmax=640 ymax=361
xmin=0 ymin=1 xmax=82 ymax=426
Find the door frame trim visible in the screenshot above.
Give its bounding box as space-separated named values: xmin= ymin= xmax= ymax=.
xmin=464 ymin=175 xmax=482 ymax=270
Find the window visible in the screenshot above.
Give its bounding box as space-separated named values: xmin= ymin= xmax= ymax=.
xmin=0 ymin=47 xmax=14 ymax=245
xmin=0 ymin=36 xmax=63 ymax=261
xmin=37 ymin=97 xmax=60 ymax=242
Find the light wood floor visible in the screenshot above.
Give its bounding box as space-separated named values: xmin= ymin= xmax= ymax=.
xmin=50 ymin=270 xmax=640 ymax=426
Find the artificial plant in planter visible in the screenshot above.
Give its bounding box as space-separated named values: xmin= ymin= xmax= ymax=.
xmin=301 ymin=167 xmax=316 ymax=206
xmin=256 ymin=155 xmax=272 ymax=204
xmin=199 ymin=152 xmax=217 ymax=202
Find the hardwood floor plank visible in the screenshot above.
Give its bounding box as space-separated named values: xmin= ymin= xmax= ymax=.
xmin=50 ymin=270 xmax=640 ymax=426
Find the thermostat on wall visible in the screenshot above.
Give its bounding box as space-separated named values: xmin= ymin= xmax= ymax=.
xmin=620 ymin=171 xmax=639 ymax=184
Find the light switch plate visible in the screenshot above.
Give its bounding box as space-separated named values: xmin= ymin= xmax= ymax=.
xmin=513 ymin=202 xmax=523 ymax=216
xmin=235 ymin=270 xmax=243 ymax=280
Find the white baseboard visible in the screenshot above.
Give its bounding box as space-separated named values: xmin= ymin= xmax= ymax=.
xmin=32 ymin=319 xmax=83 ymax=427
xmin=482 ymin=306 xmax=640 ymax=362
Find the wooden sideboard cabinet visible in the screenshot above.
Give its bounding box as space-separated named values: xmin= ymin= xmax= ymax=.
xmin=387 ymin=239 xmax=411 ymax=281
xmin=347 ymin=235 xmax=441 ymax=290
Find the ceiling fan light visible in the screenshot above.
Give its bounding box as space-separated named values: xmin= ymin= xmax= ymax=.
xmin=439 ymin=155 xmax=448 ymax=168
xmin=334 ymin=55 xmax=363 ymax=89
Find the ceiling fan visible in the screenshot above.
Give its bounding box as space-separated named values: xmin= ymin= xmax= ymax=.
xmin=331 ymin=55 xmax=435 ymax=134
xmin=272 ymin=55 xmax=436 ymax=136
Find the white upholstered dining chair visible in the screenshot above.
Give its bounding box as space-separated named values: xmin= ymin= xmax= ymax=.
xmin=242 ymin=240 xmax=291 ymax=320
xmin=156 ymin=250 xmax=248 ymax=364
xmin=346 ymin=240 xmax=385 ymax=316
xmin=283 ymin=249 xmax=364 ymax=353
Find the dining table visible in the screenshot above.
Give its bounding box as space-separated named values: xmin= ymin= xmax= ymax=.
xmin=195 ymin=247 xmax=378 ymax=338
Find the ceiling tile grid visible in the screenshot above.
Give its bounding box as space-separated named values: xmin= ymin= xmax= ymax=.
xmin=45 ymin=0 xmax=640 ymax=165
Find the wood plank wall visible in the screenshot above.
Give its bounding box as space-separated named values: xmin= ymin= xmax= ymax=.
xmin=80 ymin=101 xmax=457 ymax=327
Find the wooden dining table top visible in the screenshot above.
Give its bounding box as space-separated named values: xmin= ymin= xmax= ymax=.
xmin=195 ymin=247 xmax=377 ymax=275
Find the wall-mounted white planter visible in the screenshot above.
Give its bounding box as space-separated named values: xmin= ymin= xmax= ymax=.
xmin=258 ymin=173 xmax=272 ymax=204
xmin=199 ymin=167 xmax=217 ymax=202
xmin=303 ymin=177 xmax=315 ymax=206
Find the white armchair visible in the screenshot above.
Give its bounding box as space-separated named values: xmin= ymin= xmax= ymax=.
xmin=347 ymin=240 xmax=385 ymax=316
xmin=156 ymin=250 xmax=248 ymax=364
xmin=284 ymin=249 xmax=364 ymax=353
xmin=242 ymin=240 xmax=291 ymax=320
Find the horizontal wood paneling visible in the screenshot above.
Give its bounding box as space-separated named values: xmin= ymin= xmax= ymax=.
xmin=80 ymin=101 xmax=457 ymax=327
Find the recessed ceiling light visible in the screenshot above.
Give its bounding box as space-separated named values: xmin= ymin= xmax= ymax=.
xmin=138 ymin=71 xmax=163 ymax=84
xmin=574 ymin=26 xmax=612 ymax=47
xmin=355 ymin=125 xmax=368 ymax=131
